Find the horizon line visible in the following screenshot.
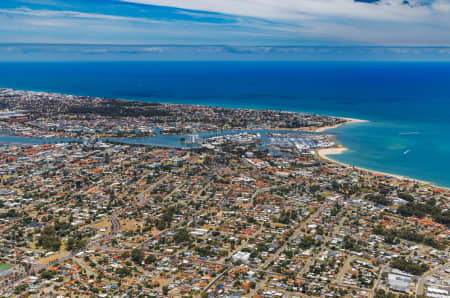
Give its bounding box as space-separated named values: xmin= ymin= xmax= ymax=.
xmin=1 ymin=43 xmax=450 ymax=49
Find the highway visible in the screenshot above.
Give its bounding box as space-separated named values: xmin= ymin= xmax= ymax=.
xmin=110 ymin=213 xmax=120 ymax=235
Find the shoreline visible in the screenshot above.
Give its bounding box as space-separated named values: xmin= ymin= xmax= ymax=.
xmin=317 ymin=125 xmax=450 ymax=191
xmin=1 ymin=87 xmax=447 ymax=190
xmin=314 ymin=117 xmax=369 ymax=132
xmin=271 ymin=117 xmax=369 ymax=133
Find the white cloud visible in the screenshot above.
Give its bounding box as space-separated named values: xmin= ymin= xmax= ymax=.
xmin=120 ymin=0 xmax=436 ymax=22
xmin=120 ymin=0 xmax=450 ymax=45
xmin=1 ymin=1 xmax=449 ymax=46
xmin=0 ymin=7 xmax=163 ymax=24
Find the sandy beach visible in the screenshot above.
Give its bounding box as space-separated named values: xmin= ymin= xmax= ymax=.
xmin=314 ymin=117 xmax=369 ymax=132
xmin=282 ymin=115 xmax=443 ymax=188
xmin=316 ymin=131 xmax=449 ymax=191
xmin=316 ymin=147 xmax=447 ymax=189
xmin=271 ymin=117 xmax=369 ymax=133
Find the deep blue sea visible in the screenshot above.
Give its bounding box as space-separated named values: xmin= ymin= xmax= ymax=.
xmin=0 ymin=61 xmax=449 ymax=187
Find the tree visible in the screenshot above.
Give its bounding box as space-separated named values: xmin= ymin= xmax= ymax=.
xmin=67 ymin=236 xmax=87 ymax=251
xmin=366 ymin=193 xmax=392 ymax=206
xmin=131 ymin=248 xmax=144 ymax=264
xmin=391 ymin=257 xmax=429 ymax=276
xmin=145 ymin=254 xmax=156 ymax=264
xmin=40 ymin=269 xmax=57 ymax=280
xmin=299 ymin=235 xmax=315 ymax=249
xmin=162 ymin=285 xmax=169 ymax=295
xmin=37 ymin=226 xmax=61 ymax=251
xmin=174 ymin=228 xmax=190 ymax=243
xmin=398 ymin=192 xmax=414 ymax=202
xmin=115 ymin=266 xmax=132 ymax=277
xmin=104 ymin=153 xmax=111 ymax=163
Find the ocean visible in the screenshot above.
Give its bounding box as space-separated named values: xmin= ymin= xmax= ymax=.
xmin=0 ymin=61 xmax=449 ymax=187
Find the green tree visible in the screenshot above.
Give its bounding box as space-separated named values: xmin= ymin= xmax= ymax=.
xmin=37 ymin=226 xmax=61 ymax=251
xmin=131 ymin=248 xmax=144 ymax=264
xmin=174 ymin=228 xmax=190 ymax=243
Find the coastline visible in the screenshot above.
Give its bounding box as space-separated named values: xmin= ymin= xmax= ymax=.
xmin=1 ymin=86 xmax=447 ymax=190
xmin=271 ymin=117 xmax=369 ymax=133
xmin=317 ymin=122 xmax=449 ymax=191
xmin=314 ymin=117 xmax=368 ymax=132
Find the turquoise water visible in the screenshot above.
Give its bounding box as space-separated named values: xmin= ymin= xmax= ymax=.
xmin=328 ymin=121 xmax=450 ymax=187
xmin=0 ymin=61 xmax=449 ymax=187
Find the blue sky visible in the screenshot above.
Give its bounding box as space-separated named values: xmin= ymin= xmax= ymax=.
xmin=1 ymin=0 xmax=449 ymax=60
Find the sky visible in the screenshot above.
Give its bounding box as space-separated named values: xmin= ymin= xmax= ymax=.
xmin=1 ymin=0 xmax=450 ymax=60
